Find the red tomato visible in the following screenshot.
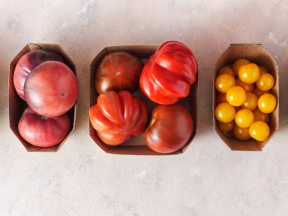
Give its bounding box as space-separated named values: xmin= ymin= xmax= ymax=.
xmin=24 ymin=61 xmax=79 ymax=117
xmin=144 ymin=104 xmax=193 ymax=154
xmin=18 ymin=107 xmax=71 ymax=147
xmin=89 ymin=91 xmax=148 ymax=146
xmin=94 ymin=52 xmax=144 ymax=94
xmin=13 ymin=50 xmax=64 ymax=100
xmin=140 ymin=41 xmax=198 ymax=104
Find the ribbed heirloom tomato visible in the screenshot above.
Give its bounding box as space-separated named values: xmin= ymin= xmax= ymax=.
xmin=140 ymin=41 xmax=198 ymax=104
xmin=144 ymin=104 xmax=193 ymax=154
xmin=89 ymin=91 xmax=148 ymax=146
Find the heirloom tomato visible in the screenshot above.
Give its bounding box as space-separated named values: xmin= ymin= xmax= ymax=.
xmin=24 ymin=61 xmax=79 ymax=117
xmin=89 ymin=91 xmax=148 ymax=146
xmin=144 ymin=104 xmax=193 ymax=154
xmin=18 ymin=107 xmax=71 ymax=147
xmin=94 ymin=51 xmax=144 ymax=94
xmin=14 ymin=50 xmax=64 ymax=100
xmin=140 ymin=41 xmax=198 ymax=104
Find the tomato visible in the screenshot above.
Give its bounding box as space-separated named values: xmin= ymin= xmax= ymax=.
xmin=24 ymin=61 xmax=79 ymax=117
xmin=218 ymin=66 xmax=235 ymax=78
xmin=215 ymin=103 xmax=236 ymax=123
xmin=144 ymin=104 xmax=193 ymax=154
xmin=218 ymin=121 xmax=235 ymax=132
xmin=216 ymin=93 xmax=227 ymax=104
xmin=235 ymin=107 xmax=242 ymax=113
xmin=235 ymin=109 xmax=254 ymax=128
xmin=94 ymin=51 xmax=144 ymax=94
xmin=233 ymin=125 xmax=251 ymax=140
xmin=140 ymin=41 xmax=198 ymax=104
xmin=258 ymin=94 xmax=277 ymax=114
xmin=89 ymin=91 xmax=148 ymax=146
xmin=238 ymin=63 xmax=260 ymax=84
xmin=249 ymin=121 xmax=270 ymax=141
xmin=253 ymin=87 xmax=270 ymax=98
xmin=226 ymin=86 xmax=246 ymax=107
xmin=259 ymin=66 xmax=269 ymax=74
xmin=18 ymin=107 xmax=70 ymax=147
xmin=215 ymin=74 xmax=235 ymax=93
xmin=14 ymin=50 xmax=64 ymax=100
xmin=241 ymin=93 xmax=258 ymax=110
xmin=233 ymin=59 xmax=250 ymax=76
xmin=253 ymin=107 xmax=270 ymax=124
xmin=256 ymin=73 xmax=275 ymax=91
xmin=235 ymin=77 xmax=254 ymax=93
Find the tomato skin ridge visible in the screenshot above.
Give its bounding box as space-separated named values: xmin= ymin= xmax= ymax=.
xmin=89 ymin=91 xmax=148 ymax=146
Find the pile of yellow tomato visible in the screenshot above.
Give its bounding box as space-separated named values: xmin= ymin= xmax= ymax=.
xmin=215 ymin=59 xmax=276 ymax=142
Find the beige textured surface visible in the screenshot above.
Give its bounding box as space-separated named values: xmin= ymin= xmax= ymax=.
xmin=1 ymin=0 xmax=288 ymax=215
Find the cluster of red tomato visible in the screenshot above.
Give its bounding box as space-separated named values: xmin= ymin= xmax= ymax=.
xmin=13 ymin=50 xmax=79 ymax=147
xmin=215 ymin=59 xmax=276 ymax=141
xmin=89 ymin=41 xmax=198 ymax=154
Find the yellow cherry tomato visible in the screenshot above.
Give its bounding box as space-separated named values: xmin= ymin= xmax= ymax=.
xmin=218 ymin=121 xmax=235 ymax=132
xmin=259 ymin=66 xmax=269 ymax=74
xmin=218 ymin=66 xmax=235 ymax=78
xmin=233 ymin=59 xmax=250 ymax=76
xmin=233 ymin=125 xmax=251 ymax=140
xmin=216 ymin=93 xmax=227 ymax=104
xmin=253 ymin=87 xmax=270 ymax=98
xmin=215 ymin=74 xmax=236 ymax=93
xmin=253 ymin=107 xmax=270 ymax=124
xmin=235 ymin=109 xmax=254 ymax=128
xmin=226 ymin=86 xmax=246 ymax=107
xmin=235 ymin=107 xmax=242 ymax=113
xmin=249 ymin=121 xmax=270 ymax=141
xmin=256 ymin=73 xmax=275 ymax=91
xmin=258 ymin=94 xmax=276 ymax=114
xmin=241 ymin=93 xmax=258 ymax=110
xmin=235 ymin=77 xmax=254 ymax=93
xmin=238 ymin=63 xmax=260 ymax=84
xmin=215 ymin=103 xmax=236 ymax=123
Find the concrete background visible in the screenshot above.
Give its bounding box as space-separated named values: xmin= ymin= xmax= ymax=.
xmin=1 ymin=0 xmax=288 ymax=215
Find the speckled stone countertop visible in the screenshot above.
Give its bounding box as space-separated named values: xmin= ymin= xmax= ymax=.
xmin=1 ymin=0 xmax=288 ymax=215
